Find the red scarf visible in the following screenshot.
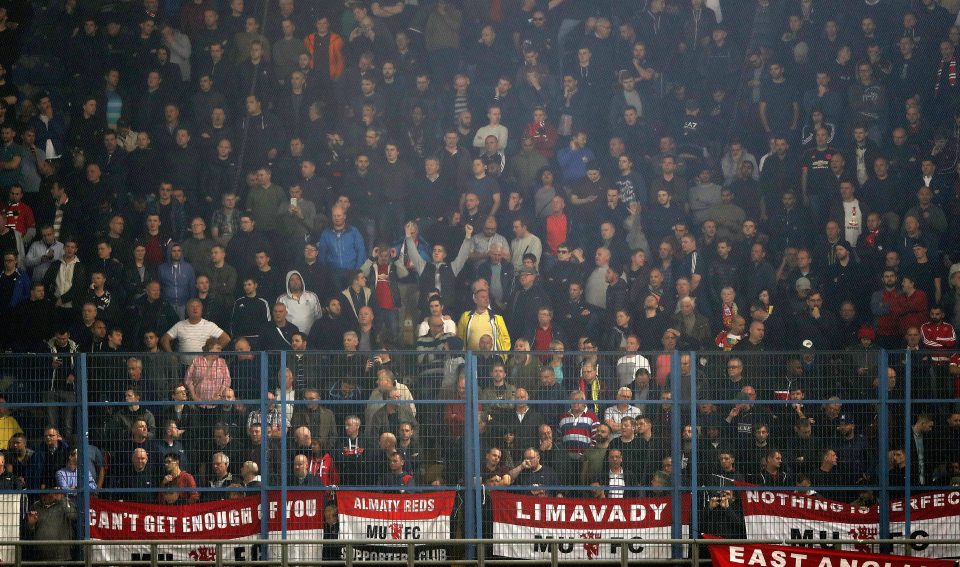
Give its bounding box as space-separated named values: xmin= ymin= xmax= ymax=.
xmin=936 ymin=58 xmax=958 ymax=95
xmin=721 ymin=302 xmax=737 ymax=330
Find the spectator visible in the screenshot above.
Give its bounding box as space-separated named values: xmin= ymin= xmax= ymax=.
xmin=158 ymin=452 xmax=199 ymax=504
xmin=161 ymin=298 xmax=231 ymax=362
xmin=558 ymin=390 xmax=599 ymax=459
xmin=25 ymin=488 xmax=76 ymax=563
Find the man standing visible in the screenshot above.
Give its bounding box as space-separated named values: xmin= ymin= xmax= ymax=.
xmin=457 ymin=287 xmax=511 ymax=353
xmin=161 ymin=299 xmax=231 ymax=363
xmin=317 ymin=205 xmax=365 ymax=291
xmin=24 ymin=224 xmax=62 ymax=282
xmin=508 ymin=267 xmax=547 ymax=341
xmin=1 ymin=185 xmax=35 ymax=245
xmin=510 ymin=218 xmax=542 ymax=271
xmin=206 ymin=244 xmax=237 ymax=304
xmin=558 ymin=390 xmax=599 ymax=460
xmin=277 ymin=270 xmax=322 ymax=335
xmin=42 ymin=238 xmax=86 ymax=324
xmin=25 ymin=488 xmax=76 ymax=564
xmin=921 ymin=306 xmax=957 ymax=400
xmin=259 ymin=303 xmax=300 ymax=352
xmin=0 ymin=252 xmax=29 ymax=333
xmin=157 ymin=242 xmax=195 ymax=319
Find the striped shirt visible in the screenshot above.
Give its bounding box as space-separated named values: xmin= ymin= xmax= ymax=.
xmin=558 ymin=409 xmax=599 ymax=456
xmin=166 ymin=319 xmax=225 ymax=363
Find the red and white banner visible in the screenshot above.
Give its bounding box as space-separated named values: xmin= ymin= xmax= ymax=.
xmin=708 ymin=542 xmax=956 ymax=567
xmin=337 ymin=490 xmax=455 ymax=561
xmin=492 ymin=492 xmax=690 ymax=560
xmin=89 ymin=491 xmax=325 ymax=563
xmin=742 ymin=490 xmax=960 ymax=558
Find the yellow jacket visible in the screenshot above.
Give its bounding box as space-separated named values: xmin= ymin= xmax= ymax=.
xmin=456 ymin=309 xmax=512 ymax=354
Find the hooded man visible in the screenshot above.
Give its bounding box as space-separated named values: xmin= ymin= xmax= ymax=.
xmin=277 ymin=270 xmax=322 ymax=334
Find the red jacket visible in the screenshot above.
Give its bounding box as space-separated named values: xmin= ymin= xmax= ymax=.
xmin=920 ymin=321 xmax=957 ymax=363
xmin=525 ymin=120 xmax=558 ymax=158
xmin=875 ymin=288 xmax=899 ymax=337
xmin=0 ymin=201 xmax=34 ymax=236
xmin=890 ymin=290 xmax=928 ymax=335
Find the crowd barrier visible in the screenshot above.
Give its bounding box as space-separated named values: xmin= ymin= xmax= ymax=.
xmin=0 ymin=349 xmax=956 ymax=564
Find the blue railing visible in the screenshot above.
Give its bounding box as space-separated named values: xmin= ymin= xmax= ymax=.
xmin=0 ymin=348 xmax=954 ymax=560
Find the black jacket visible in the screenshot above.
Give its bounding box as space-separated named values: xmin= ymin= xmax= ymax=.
xmin=509 ymin=283 xmax=548 ymax=341
xmin=42 ymin=259 xmax=87 ymax=308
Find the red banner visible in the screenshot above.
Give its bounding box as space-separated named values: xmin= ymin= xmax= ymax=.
xmin=89 ymin=491 xmax=326 ymax=540
xmin=708 ymin=542 xmax=957 ymax=567
xmin=89 ymin=491 xmax=326 ymax=563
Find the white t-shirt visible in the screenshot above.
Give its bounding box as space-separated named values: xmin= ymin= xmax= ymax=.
xmin=166 ymin=318 xmax=225 ymax=361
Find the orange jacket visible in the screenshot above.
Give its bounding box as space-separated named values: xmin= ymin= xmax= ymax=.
xmin=303 ymin=32 xmax=345 ymax=80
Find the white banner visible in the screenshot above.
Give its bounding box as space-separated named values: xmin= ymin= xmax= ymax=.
xmin=337 ymin=491 xmax=455 ymax=561
xmin=492 ymin=492 xmax=690 ymax=560
xmin=89 ymin=491 xmax=325 ymax=562
xmin=742 ymin=490 xmax=960 ymax=558
xmin=0 ymin=494 xmax=20 ymax=564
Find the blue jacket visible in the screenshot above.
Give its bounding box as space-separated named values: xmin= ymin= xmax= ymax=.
xmin=157 ymin=260 xmax=196 ymax=307
xmin=556 ymin=146 xmax=595 ymax=184
xmin=317 ymin=225 xmax=365 ymax=271
xmin=29 ymin=114 xmax=67 ymax=159
xmin=3 ymin=268 xmax=30 ymax=308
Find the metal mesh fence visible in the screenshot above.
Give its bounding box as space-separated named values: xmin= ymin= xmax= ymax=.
xmin=480 ymin=349 xmax=960 ymax=561
xmin=0 ymin=349 xmax=957 ymax=563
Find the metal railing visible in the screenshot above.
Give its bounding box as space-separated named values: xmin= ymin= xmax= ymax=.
xmin=0 ymin=348 xmax=957 ymax=564
xmin=6 ymin=538 xmax=958 ymax=566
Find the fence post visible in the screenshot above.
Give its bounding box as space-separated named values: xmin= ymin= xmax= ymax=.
xmin=462 ymin=351 xmax=481 ymax=560
xmin=670 ymin=350 xmax=682 ymax=559
xmin=689 ymin=351 xmax=699 ymax=541
xmin=877 ymin=349 xmax=890 ymax=549
xmin=259 ymin=351 xmax=270 ymax=559
xmin=902 ymin=350 xmax=912 ymax=542
xmin=77 ymin=353 xmax=91 ymax=542
xmin=279 ymin=350 xmax=288 ymax=544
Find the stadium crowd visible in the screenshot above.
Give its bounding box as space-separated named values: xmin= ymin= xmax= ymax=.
xmin=1 ymin=0 xmax=960 ymax=555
